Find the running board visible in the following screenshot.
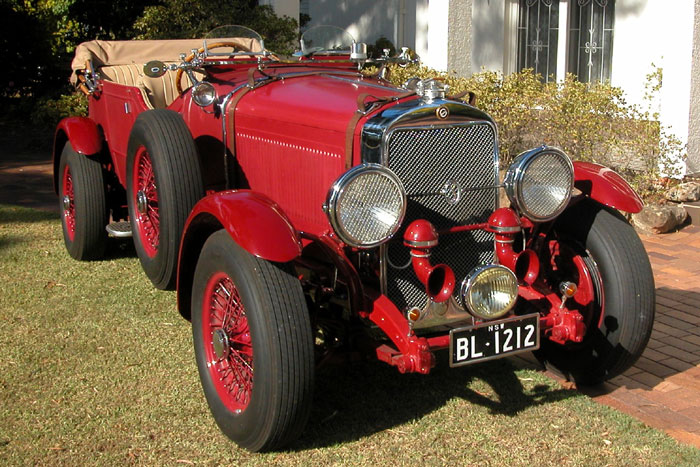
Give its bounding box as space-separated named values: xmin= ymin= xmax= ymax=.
xmin=106 ymin=221 xmax=132 ymax=238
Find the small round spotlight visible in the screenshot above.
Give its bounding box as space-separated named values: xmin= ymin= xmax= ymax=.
xmin=460 ymin=265 xmax=518 ymax=320
xmin=192 ymin=81 xmax=217 ymax=107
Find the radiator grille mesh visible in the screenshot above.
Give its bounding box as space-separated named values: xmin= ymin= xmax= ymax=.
xmin=383 ymin=123 xmax=498 ymax=311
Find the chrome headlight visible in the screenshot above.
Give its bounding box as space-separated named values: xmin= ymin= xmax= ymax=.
xmin=504 ymin=146 xmax=574 ymax=222
xmin=325 ymin=164 xmax=406 ymax=248
xmin=192 ymin=81 xmax=217 ymax=107
xmin=460 ymin=265 xmax=518 ymax=320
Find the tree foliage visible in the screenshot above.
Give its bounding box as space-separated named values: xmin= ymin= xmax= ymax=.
xmin=133 ymin=0 xmax=298 ymax=53
xmin=2 ymin=0 xmax=298 ymax=99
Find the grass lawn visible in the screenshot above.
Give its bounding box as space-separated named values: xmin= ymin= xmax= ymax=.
xmin=1 ymin=204 xmax=699 ymax=465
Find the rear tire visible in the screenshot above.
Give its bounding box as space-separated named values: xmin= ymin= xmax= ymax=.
xmin=535 ymin=200 xmax=655 ymax=385
xmin=58 ymin=142 xmax=107 ymax=260
xmin=191 ymin=230 xmax=314 ymax=452
xmin=126 ymin=109 xmax=204 ymax=290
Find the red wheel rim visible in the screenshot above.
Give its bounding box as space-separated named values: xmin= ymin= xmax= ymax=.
xmin=202 ymin=272 xmax=253 ymax=413
xmin=547 ymin=239 xmax=604 ymax=331
xmin=61 ymin=164 xmax=76 ymax=242
xmin=132 ymin=147 xmax=159 ymax=258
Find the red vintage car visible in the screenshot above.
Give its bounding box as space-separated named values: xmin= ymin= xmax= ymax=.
xmin=55 ymin=25 xmax=655 ymax=451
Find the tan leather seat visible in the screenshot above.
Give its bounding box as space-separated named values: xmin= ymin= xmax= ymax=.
xmin=98 ymin=64 xmax=201 ymax=109
xmin=71 ymin=38 xmax=260 ymax=109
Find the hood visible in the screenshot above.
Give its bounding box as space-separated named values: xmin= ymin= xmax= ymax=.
xmin=233 ymin=71 xmax=407 ymax=135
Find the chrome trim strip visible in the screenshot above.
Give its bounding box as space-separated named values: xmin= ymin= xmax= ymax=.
xmin=405 ymin=239 xmax=438 ymax=249
xmin=490 ymin=225 xmax=521 ymax=233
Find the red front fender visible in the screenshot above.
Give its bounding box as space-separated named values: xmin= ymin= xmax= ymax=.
xmin=573 ymin=161 xmax=643 ymax=213
xmin=177 ymin=190 xmax=302 ymax=319
xmin=53 ymin=117 xmax=103 ymax=193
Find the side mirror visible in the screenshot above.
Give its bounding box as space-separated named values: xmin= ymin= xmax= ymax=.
xmin=143 ymin=60 xmax=167 ymax=78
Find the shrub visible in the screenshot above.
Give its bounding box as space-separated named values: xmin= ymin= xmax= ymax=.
xmin=385 ymin=65 xmax=686 ymax=198
xmin=33 ymin=92 xmax=89 ymax=127
xmin=133 ymin=0 xmax=298 ymax=54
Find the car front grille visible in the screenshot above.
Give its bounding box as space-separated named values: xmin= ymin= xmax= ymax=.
xmin=383 ymin=122 xmax=498 ymax=311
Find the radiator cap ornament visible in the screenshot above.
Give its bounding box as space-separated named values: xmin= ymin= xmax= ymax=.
xmin=403 ymin=78 xmax=448 ymax=102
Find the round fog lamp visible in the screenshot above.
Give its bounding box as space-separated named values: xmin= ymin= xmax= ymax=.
xmin=325 ymin=164 xmax=406 ymax=248
xmin=192 ymin=81 xmax=217 ymax=107
xmin=460 ymin=265 xmax=518 ymax=320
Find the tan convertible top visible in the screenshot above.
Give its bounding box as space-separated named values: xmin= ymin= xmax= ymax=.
xmin=70 ymin=37 xmax=263 ymax=84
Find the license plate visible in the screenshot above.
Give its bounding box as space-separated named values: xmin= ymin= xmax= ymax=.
xmin=449 ymin=313 xmax=540 ymax=367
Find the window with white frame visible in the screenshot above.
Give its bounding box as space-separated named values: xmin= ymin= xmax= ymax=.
xmin=512 ymin=0 xmax=615 ymax=83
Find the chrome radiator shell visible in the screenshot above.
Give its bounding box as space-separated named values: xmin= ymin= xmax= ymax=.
xmin=361 ymin=99 xmax=499 ymax=313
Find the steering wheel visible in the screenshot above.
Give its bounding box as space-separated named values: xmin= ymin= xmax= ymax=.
xmin=176 ymin=41 xmax=254 ymax=94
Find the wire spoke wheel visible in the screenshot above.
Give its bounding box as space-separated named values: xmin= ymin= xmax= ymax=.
xmin=61 ymin=164 xmax=76 ymax=242
xmin=58 ymin=142 xmax=107 ymax=260
xmin=126 ymin=109 xmax=204 ymax=289
xmin=191 ymin=230 xmax=313 ymax=452
xmin=202 ymin=273 xmax=253 ymax=412
xmin=133 ymin=147 xmax=160 ymax=258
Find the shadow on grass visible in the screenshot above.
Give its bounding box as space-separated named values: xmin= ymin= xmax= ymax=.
xmin=0 ymin=235 xmax=23 ymax=252
xmin=103 ymin=237 xmax=137 ymax=260
xmin=0 ymin=205 xmax=58 ymax=223
xmin=294 ymin=355 xmax=576 ymax=450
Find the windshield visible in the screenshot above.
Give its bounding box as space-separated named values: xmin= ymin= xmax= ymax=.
xmin=299 ymin=25 xmax=355 ymax=56
xmin=203 ymin=25 xmax=265 ymax=57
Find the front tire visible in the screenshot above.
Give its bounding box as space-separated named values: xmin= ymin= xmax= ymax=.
xmin=58 ymin=142 xmax=107 ymax=260
xmin=536 ymin=200 xmax=655 ymax=385
xmin=126 ymin=109 xmax=204 ymax=290
xmin=191 ymin=230 xmax=314 ymax=452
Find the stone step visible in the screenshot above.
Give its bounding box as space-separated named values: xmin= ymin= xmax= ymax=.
xmin=106 ymin=221 xmax=132 ymax=238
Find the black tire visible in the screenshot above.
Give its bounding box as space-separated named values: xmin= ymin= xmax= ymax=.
xmin=191 ymin=230 xmax=314 ymax=452
xmin=58 ymin=142 xmax=107 ymax=260
xmin=126 ymin=109 xmax=204 ymax=290
xmin=535 ymin=200 xmax=655 ymax=385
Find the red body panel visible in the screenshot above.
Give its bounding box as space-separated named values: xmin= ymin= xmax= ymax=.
xmin=573 ymin=161 xmax=644 ymax=213
xmin=88 ymin=82 xmax=150 ymax=186
xmin=186 ymin=189 xmax=302 ymax=262
xmin=55 ymin=116 xmax=102 ymax=155
xmin=233 ymin=70 xmax=402 ymax=234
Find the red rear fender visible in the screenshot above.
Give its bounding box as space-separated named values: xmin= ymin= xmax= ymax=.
xmin=573 ymin=161 xmax=643 ymax=213
xmin=53 ymin=117 xmax=103 ymax=192
xmin=177 ymin=190 xmax=302 ymax=319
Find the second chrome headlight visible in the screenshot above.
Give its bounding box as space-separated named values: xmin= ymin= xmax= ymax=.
xmin=504 ymin=146 xmax=574 ymax=222
xmin=325 ymin=164 xmax=406 ymax=248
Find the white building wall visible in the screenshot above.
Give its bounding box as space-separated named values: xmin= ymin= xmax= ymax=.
xmin=690 ymin=0 xmax=700 ymax=174
xmin=470 ymin=0 xmax=506 ymax=73
xmin=612 ymin=0 xmax=695 ymax=165
xmin=303 ymin=0 xmax=419 ymax=50
xmin=425 ymin=0 xmax=449 ymax=70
